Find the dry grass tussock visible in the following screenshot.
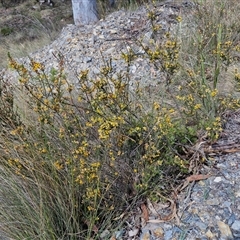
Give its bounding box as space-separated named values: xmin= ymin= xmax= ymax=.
xmin=0 ymin=0 xmax=73 ymax=69
xmin=1 ymin=0 xmax=240 ymax=239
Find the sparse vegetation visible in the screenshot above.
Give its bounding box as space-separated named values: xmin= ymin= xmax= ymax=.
xmin=0 ymin=0 xmax=27 ymax=8
xmin=0 ymin=26 xmax=14 ymax=36
xmin=0 ymin=0 xmax=73 ymax=69
xmin=1 ymin=0 xmax=240 ymax=239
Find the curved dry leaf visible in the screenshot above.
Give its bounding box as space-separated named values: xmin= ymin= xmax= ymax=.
xmin=160 ymin=198 xmax=177 ymax=222
xmin=148 ymin=192 xmax=178 ymax=224
xmin=140 ymin=203 xmax=149 ymax=222
xmin=186 ymin=174 xmax=211 ymax=182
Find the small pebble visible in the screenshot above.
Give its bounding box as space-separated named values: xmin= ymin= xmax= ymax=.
xmin=231 ymin=220 xmax=240 ymax=231
xmin=217 ymin=221 xmax=233 ymax=239
xmin=214 ymin=177 xmax=222 ymax=182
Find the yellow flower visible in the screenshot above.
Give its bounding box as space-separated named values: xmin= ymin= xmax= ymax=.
xmin=153 ymin=102 xmax=160 ymax=110
xmin=19 ymin=77 xmax=28 ymax=84
xmin=176 ymin=16 xmax=182 ymax=22
xmin=224 ymin=41 xmax=232 ymax=47
xmin=31 ymin=60 xmax=44 ymax=72
xmin=214 ymin=117 xmax=221 ymax=123
xmin=79 ymin=69 xmax=89 ymax=79
xmin=194 ymin=104 xmax=202 ymax=110
xmin=10 ymin=126 xmax=24 ymax=136
xmin=54 ymin=161 xmax=63 ymax=170
xmin=87 ymin=205 xmax=95 ymax=211
xmin=67 ymin=84 xmax=73 ymax=92
xmin=187 ymin=69 xmax=195 ymax=77
xmin=90 ymin=162 xmax=101 ymax=168
xmin=41 ymin=148 xmax=47 ymax=153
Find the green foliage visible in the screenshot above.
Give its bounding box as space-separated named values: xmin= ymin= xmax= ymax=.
xmin=98 ymin=0 xmax=151 ymax=16
xmin=1 ymin=27 xmax=13 ymax=36
xmin=0 ymin=0 xmax=26 ymax=8
xmin=175 ymin=0 xmax=240 ymax=137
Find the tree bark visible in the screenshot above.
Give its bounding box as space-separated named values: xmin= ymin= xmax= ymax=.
xmin=71 ymin=0 xmax=98 ymax=26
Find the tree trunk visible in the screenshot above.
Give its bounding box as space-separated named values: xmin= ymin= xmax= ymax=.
xmin=71 ymin=0 xmax=98 ymax=26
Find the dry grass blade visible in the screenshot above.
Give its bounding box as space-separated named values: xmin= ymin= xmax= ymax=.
xmin=186 ymin=174 xmax=211 ymax=182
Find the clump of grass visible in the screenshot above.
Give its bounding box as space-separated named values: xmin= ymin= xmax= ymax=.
xmin=0 ymin=26 xmax=13 ymax=36
xmin=0 ymin=0 xmax=73 ymax=69
xmin=98 ymin=0 xmax=150 ymax=14
xmin=0 ymin=0 xmax=27 ymax=8
xmin=1 ymin=0 xmax=240 ymax=239
xmin=1 ymin=49 xmax=189 ymax=239
xmin=175 ymin=0 xmax=240 ymax=137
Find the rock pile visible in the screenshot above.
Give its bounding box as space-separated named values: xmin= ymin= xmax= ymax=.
xmin=1 ymin=1 xmax=187 ymax=89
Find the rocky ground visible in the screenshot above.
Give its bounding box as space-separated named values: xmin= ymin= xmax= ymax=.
xmin=1 ymin=0 xmax=187 ymax=87
xmin=136 ymin=109 xmax=240 ymax=239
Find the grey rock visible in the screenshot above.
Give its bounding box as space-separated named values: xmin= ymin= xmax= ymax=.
xmin=228 ymin=214 xmax=236 ymax=226
xmin=231 ymin=220 xmax=240 ymax=231
xmin=83 ymin=56 xmax=92 ymax=63
xmin=164 ymin=229 xmax=173 ymax=240
xmin=195 ymin=221 xmax=208 ymax=231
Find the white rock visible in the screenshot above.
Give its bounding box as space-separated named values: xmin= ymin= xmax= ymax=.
xmin=128 ymin=228 xmax=139 ymax=237
xmin=214 ymin=177 xmax=222 ymax=182
xmin=100 ymin=229 xmax=110 ymax=239
xmin=235 ymin=190 xmax=240 ymax=197
xmin=109 ymin=29 xmax=118 ymax=34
